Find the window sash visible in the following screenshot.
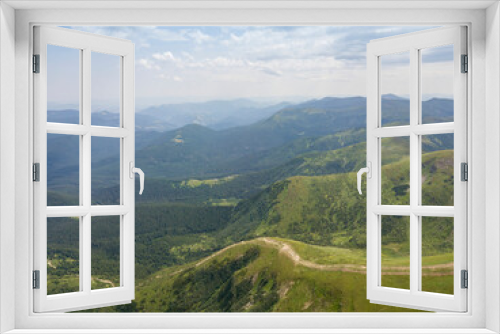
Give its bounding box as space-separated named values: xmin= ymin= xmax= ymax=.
xmin=33 ymin=26 xmax=136 ymax=313
xmin=366 ymin=26 xmax=468 ymax=312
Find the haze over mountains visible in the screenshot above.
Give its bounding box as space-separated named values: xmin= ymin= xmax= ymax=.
xmin=140 ymin=99 xmax=291 ymax=130
xmin=48 ymin=99 xmax=290 ymax=132
xmin=48 ymin=94 xmax=452 ymax=133
xmin=47 ymin=95 xmax=453 ymax=198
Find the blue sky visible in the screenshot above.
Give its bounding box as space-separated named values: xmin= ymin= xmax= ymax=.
xmin=49 ymin=26 xmax=453 ymax=109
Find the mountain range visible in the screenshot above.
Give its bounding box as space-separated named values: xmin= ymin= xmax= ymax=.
xmin=133 ymin=96 xmax=452 ymax=180
xmin=139 ymin=99 xmax=290 ymax=130
xmin=46 ymin=95 xmax=455 ymax=312
xmin=47 ymin=95 xmax=453 ymax=204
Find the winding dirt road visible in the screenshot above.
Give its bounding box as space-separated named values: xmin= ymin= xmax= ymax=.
xmin=196 ymin=237 xmax=453 ymax=276
xmin=92 ymin=277 xmax=116 ymax=287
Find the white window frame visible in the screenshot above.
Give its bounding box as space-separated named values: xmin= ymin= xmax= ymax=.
xmin=2 ymin=2 xmax=498 ymax=333
xmin=366 ymin=26 xmax=467 ymax=312
xmin=32 ymin=26 xmax=136 ymax=313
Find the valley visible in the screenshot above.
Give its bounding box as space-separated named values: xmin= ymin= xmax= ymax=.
xmin=46 ymin=96 xmax=455 ymax=312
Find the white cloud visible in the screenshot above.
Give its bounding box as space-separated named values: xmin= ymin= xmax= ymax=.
xmin=152 ymin=51 xmax=176 ymax=61
xmin=182 ymin=52 xmax=194 ymax=60
xmin=139 ymin=51 xmax=342 ymax=82
xmin=218 ymin=26 xmax=338 ymax=62
xmin=66 ymin=25 xmax=439 ymax=102
xmin=158 ymin=74 xmax=183 ymax=82
xmin=207 ymin=57 xmax=246 ymax=67
xmin=138 ymin=58 xmax=160 ymax=70
xmin=187 ymin=30 xmax=212 ymax=44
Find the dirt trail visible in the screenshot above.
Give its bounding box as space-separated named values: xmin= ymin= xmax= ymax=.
xmin=196 ymin=240 xmax=250 ymax=267
xmin=92 ymin=277 xmax=116 ymax=287
xmin=195 ymin=237 xmax=453 ymax=276
xmin=47 ymin=260 xmax=56 ymax=269
xmin=260 ymin=237 xmax=453 ymax=276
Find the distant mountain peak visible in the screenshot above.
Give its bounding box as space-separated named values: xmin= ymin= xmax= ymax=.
xmin=381 ymin=94 xmax=407 ymax=100
xmin=176 ymin=123 xmax=215 ymax=133
xmin=424 ymin=97 xmax=453 ymax=102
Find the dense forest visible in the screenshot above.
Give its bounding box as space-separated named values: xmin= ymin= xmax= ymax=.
xmin=46 ymin=96 xmax=455 ymax=312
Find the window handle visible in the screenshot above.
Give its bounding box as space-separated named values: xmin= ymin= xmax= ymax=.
xmin=129 ymin=162 xmax=145 ymax=195
xmin=357 ymin=162 xmax=371 ymax=195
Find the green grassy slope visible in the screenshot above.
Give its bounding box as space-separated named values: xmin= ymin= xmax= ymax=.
xmin=90 ymin=236 xmax=451 ymax=312
xmin=131 ymin=240 xmax=395 ymax=312
xmin=48 ymin=147 xmax=454 ymax=296
xmin=221 ymin=149 xmax=453 ymax=247
xmin=47 ymin=132 xmax=455 ymax=310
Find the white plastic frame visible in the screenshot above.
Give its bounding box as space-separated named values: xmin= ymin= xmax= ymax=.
xmin=9 ymin=5 xmax=490 ymax=333
xmin=32 ymin=26 xmax=135 ymax=312
xmin=366 ymin=26 xmax=467 ymax=312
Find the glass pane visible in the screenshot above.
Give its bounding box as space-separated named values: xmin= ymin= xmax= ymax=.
xmin=91 ymin=52 xmax=121 ymax=127
xmin=421 ymin=45 xmax=454 ymax=124
xmin=422 ymin=134 xmax=454 ymax=206
xmin=47 ymin=45 xmax=80 ymax=124
xmin=421 ymin=217 xmax=454 ymax=294
xmin=381 ymin=137 xmax=410 ymax=205
xmin=381 ymin=215 xmax=410 ymax=290
xmin=47 ymin=217 xmax=80 ymax=295
xmin=47 ymin=134 xmax=79 ymax=206
xmin=92 ymin=137 xmax=120 ymax=205
xmin=91 ymin=216 xmax=120 ymax=290
xmin=380 ymin=51 xmax=410 ymax=127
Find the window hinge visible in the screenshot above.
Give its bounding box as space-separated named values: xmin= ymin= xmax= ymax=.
xmin=33 ymin=54 xmax=40 ymax=73
xmin=33 ymin=163 xmax=40 ymax=182
xmin=461 ymin=54 xmax=468 ymax=73
xmin=461 ymin=270 xmax=468 ymax=289
xmin=461 ymin=162 xmax=468 ymax=181
xmin=33 ymin=270 xmax=40 ymax=289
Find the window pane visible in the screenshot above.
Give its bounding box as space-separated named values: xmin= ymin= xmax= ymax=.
xmin=421 ymin=217 xmax=454 ymax=294
xmin=47 ymin=134 xmax=79 ymax=206
xmin=381 ymin=215 xmax=410 ymax=290
xmin=381 ymin=137 xmax=410 ymax=205
xmin=91 ymin=216 xmax=120 ymax=290
xmin=421 ymin=45 xmax=454 ymax=124
xmin=91 ymin=52 xmax=121 ymax=127
xmin=421 ymin=134 xmax=454 ymax=206
xmin=47 ymin=217 xmax=80 ymax=295
xmin=47 ymin=45 xmax=80 ymax=124
xmin=92 ymin=137 xmax=120 ymax=205
xmin=380 ymin=52 xmax=410 ymax=127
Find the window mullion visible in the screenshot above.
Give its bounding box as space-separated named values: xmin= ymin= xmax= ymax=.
xmin=78 ymin=48 xmax=84 ymax=292
xmin=82 ymin=214 xmax=91 ymax=293
xmin=409 ymin=47 xmax=420 ymax=294
xmin=82 ymin=48 xmax=91 ymax=207
xmin=82 ymin=47 xmax=92 ymax=294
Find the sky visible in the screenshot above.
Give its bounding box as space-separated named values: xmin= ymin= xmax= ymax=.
xmin=48 ymin=26 xmax=454 ymax=110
